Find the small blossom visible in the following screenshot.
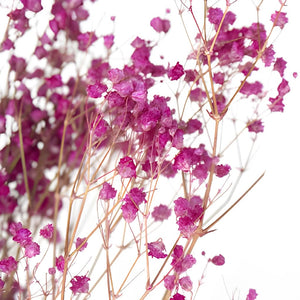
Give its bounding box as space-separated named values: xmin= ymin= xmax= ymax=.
xmin=56 ymin=255 xmax=65 ymax=272
xmin=99 ymin=182 xmax=117 ymax=200
xmin=45 ymin=74 xmax=63 ymax=88
xmin=151 ymin=204 xmax=172 ymax=221
xmin=211 ymin=254 xmax=225 ymax=266
xmin=40 ymin=224 xmax=54 ymax=240
xmin=168 ymin=62 xmax=184 ymax=81
xmin=0 ymin=256 xmax=18 ymax=274
xmin=293 ymin=72 xmax=298 ymax=78
xmin=148 ymin=239 xmax=167 ymax=259
xmin=150 ymin=17 xmax=171 ymax=33
xmin=87 ymin=83 xmax=107 ymax=98
xmin=262 ymin=45 xmax=275 ymax=67
xmin=70 ymin=275 xmax=90 ymax=295
xmin=213 ymin=72 xmax=225 ymax=85
xmin=75 ymin=237 xmax=88 ymax=251
xmin=247 ymin=119 xmax=264 ymax=133
xmin=25 ymin=241 xmax=40 ymax=258
xmin=13 ymin=228 xmax=31 ymax=246
xmin=246 ymin=288 xmax=258 ymax=300
xmin=104 ymin=34 xmax=114 ymax=49
xmin=179 ymin=276 xmax=193 ymax=291
xmin=170 ymin=293 xmax=185 ymax=300
xmin=171 ymin=245 xmax=196 ymax=274
xmin=240 ymin=81 xmax=263 ymax=96
xmin=214 ymin=164 xmax=231 ymax=177
xmin=48 ymin=267 xmax=56 ymax=275
xmin=117 ymin=156 xmax=136 ymax=178
xmin=0 ymin=278 xmax=4 ymax=289
xmin=78 ymin=32 xmax=97 ymax=51
xmin=273 ymin=57 xmax=287 ymax=77
xmin=271 ymin=11 xmax=288 ymax=29
xmin=164 ymin=275 xmax=176 ymax=290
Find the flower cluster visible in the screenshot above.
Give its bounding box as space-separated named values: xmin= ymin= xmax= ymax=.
xmin=0 ymin=0 xmax=289 ymax=299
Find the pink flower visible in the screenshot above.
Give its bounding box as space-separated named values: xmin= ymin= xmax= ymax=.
xmin=179 ymin=276 xmax=193 ymax=291
xmin=211 ymin=254 xmax=225 ymax=266
xmin=40 ymin=224 xmax=54 ymax=240
xmin=24 ymin=241 xmax=40 ymax=258
xmin=170 ymin=293 xmax=185 ymax=300
xmin=168 ymin=62 xmax=184 ymax=81
xmin=151 ymin=204 xmax=172 ymax=221
xmin=246 ymin=288 xmax=258 ymax=300
xmin=99 ymin=182 xmax=117 ymax=200
xmin=164 ymin=275 xmax=176 ymax=290
xmin=247 ymin=119 xmax=264 ymax=133
xmin=273 ymin=57 xmax=287 ymax=77
xmin=87 ymin=83 xmax=107 ymax=98
xmin=214 ymin=164 xmax=231 ymax=177
xmin=78 ymin=32 xmax=97 ymax=51
xmin=0 ymin=256 xmax=18 ymax=274
xmin=150 ymin=17 xmax=171 ymax=33
xmin=56 ymin=255 xmax=65 ymax=272
xmin=75 ymin=237 xmax=88 ymax=252
xmin=271 ymin=11 xmax=288 ymax=29
xmin=148 ymin=239 xmax=167 ymax=259
xmin=70 ymin=275 xmax=90 ymax=294
xmin=104 ymin=34 xmax=114 ymax=49
xmin=117 ymin=156 xmax=136 ymax=178
xmin=240 ymin=81 xmax=263 ymax=96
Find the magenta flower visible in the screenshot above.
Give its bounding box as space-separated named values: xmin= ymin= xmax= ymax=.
xmin=164 ymin=275 xmax=176 ymax=290
xmin=271 ymin=11 xmax=288 ymax=29
xmin=75 ymin=237 xmax=88 ymax=252
xmin=0 ymin=256 xmax=18 ymax=274
xmin=150 ymin=17 xmax=171 ymax=33
xmin=240 ymin=81 xmax=263 ymax=96
xmin=214 ymin=164 xmax=231 ymax=178
xmin=70 ymin=275 xmax=90 ymax=295
xmin=24 ymin=241 xmax=40 ymax=258
xmin=179 ymin=276 xmax=193 ymax=291
xmin=117 ymin=156 xmax=136 ymax=178
xmin=40 ymin=224 xmax=54 ymax=240
xmin=99 ymin=182 xmax=117 ymax=201
xmin=20 ymin=0 xmax=43 ymax=13
xmin=104 ymin=34 xmax=114 ymax=49
xmin=247 ymin=119 xmax=264 ymax=133
xmin=151 ymin=204 xmax=172 ymax=221
xmin=56 ymin=255 xmax=65 ymax=272
xmin=148 ymin=239 xmax=167 ymax=259
xmin=273 ymin=57 xmax=287 ymax=77
xmin=246 ymin=288 xmax=258 ymax=300
xmin=211 ymin=254 xmax=225 ymax=266
xmin=170 ymin=293 xmax=185 ymax=300
xmin=87 ymin=83 xmax=107 ymax=98
xmin=168 ymin=62 xmax=184 ymax=81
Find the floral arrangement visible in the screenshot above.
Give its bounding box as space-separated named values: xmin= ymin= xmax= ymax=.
xmin=0 ymin=0 xmax=290 ymax=299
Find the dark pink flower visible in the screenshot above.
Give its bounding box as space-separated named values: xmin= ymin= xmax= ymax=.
xmin=168 ymin=62 xmax=184 ymax=81
xmin=0 ymin=278 xmax=4 ymax=289
xmin=25 ymin=241 xmax=40 ymax=258
xmin=75 ymin=237 xmax=88 ymax=251
xmin=240 ymin=81 xmax=263 ymax=96
xmin=211 ymin=254 xmax=225 ymax=266
xmin=20 ymin=0 xmax=43 ymax=13
xmin=271 ymin=11 xmax=288 ymax=29
xmin=171 ymin=245 xmax=196 ymax=274
xmin=213 ymin=72 xmax=225 ymax=85
xmin=13 ymin=228 xmax=31 ymax=246
xmin=40 ymin=224 xmax=54 ymax=240
xmin=45 ymin=74 xmax=63 ymax=88
xmin=179 ymin=276 xmax=193 ymax=291
xmin=121 ymin=201 xmax=138 ymax=223
xmin=247 ymin=119 xmax=264 ymax=133
xmin=185 ymin=119 xmax=203 ymax=134
xmin=104 ymin=34 xmax=114 ymax=49
xmin=70 ymin=275 xmax=90 ymax=294
xmin=170 ymin=293 xmax=185 ymax=300
xmin=164 ymin=275 xmax=176 ymax=290
xmin=273 ymin=57 xmax=287 ymax=77
xmin=151 ymin=204 xmax=172 ymax=221
xmin=246 ymin=288 xmax=258 ymax=300
xmin=208 ymin=7 xmax=223 ymax=25
xmin=56 ymin=255 xmax=65 ymax=272
xmin=117 ymin=156 xmax=136 ymax=178
xmin=214 ymin=164 xmax=231 ymax=177
xmin=262 ymin=45 xmax=275 ymax=67
xmin=99 ymin=182 xmax=117 ymax=200
xmin=0 ymin=256 xmax=18 ymax=274
xmin=78 ymin=32 xmax=97 ymax=51
xmin=150 ymin=17 xmax=171 ymax=33
xmin=87 ymin=83 xmax=107 ymax=98
xmin=148 ymin=239 xmax=167 ymax=259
